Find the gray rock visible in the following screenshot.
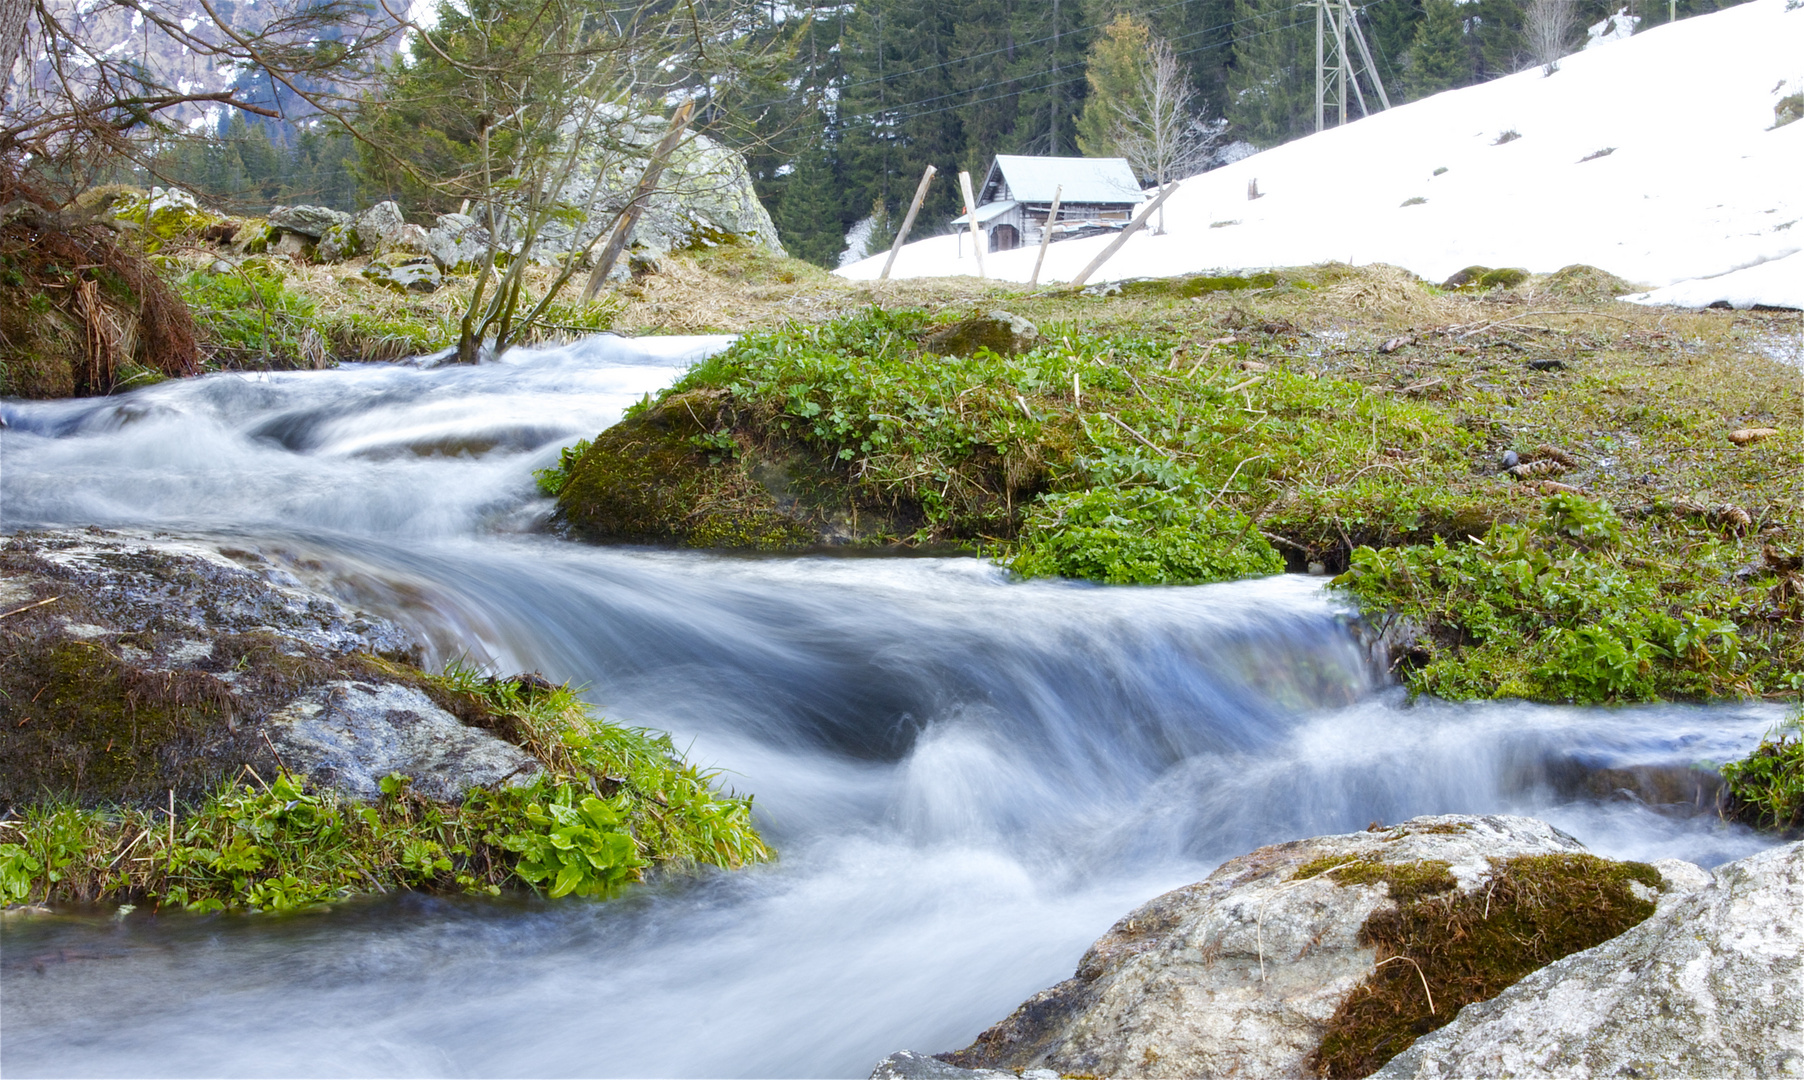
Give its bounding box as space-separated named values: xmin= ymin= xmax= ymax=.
xmin=268 ymin=204 xmax=351 ymax=239
xmin=1373 ymin=840 xmax=1804 ymax=1080
xmin=938 ymin=815 xmax=1591 ymax=1079
xmin=266 ymin=681 xmax=543 ymax=802
xmin=353 ymin=200 xmax=407 ymax=248
xmin=316 ymin=222 xmax=362 ymax=263
xmin=427 ymin=213 xmax=488 ymax=271
xmin=868 ymin=1050 xmax=1053 ymax=1080
xmin=362 ymin=259 xmax=442 ymax=294
xmin=270 ymin=231 xmax=312 ymax=260
xmin=387 ymin=222 xmax=432 ymax=257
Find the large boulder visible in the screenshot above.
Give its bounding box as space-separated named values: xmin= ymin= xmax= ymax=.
xmin=1373 ymin=839 xmax=1803 ymax=1079
xmin=426 ymin=212 xmax=489 ymax=271
xmin=267 ymin=204 xmax=351 ymax=239
xmin=0 ymin=529 xmax=533 ymax=808
xmin=880 ymin=815 xmax=1694 ymax=1080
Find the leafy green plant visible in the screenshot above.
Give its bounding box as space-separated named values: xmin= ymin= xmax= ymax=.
xmin=1718 ymin=716 xmax=1804 ymax=832
xmin=498 ymin=785 xmax=642 ymax=898
xmin=1009 ymin=488 xmax=1283 ymax=585
xmin=534 ymin=438 xmax=592 ymax=496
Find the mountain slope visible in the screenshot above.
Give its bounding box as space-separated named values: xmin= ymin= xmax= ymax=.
xmin=839 ymin=0 xmax=1804 ymax=308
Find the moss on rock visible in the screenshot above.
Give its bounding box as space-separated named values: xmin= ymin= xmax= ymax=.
xmin=1307 ymin=852 xmax=1665 ymax=1078
xmin=553 ymin=388 xmax=917 ymax=549
xmin=1541 ymin=263 xmax=1636 ymax=303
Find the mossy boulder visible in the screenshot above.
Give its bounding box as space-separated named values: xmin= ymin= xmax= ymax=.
xmin=554 ymin=389 xmax=919 ymax=548
xmin=1442 ymin=265 xmax=1527 ymax=290
xmin=0 ymin=530 xmax=440 ymax=809
xmin=108 ymin=187 xmax=223 ymax=254
xmin=1776 ymin=93 xmax=1803 ymax=129
xmin=920 ymin=309 xmax=1039 ymax=357
xmin=926 ymin=815 xmax=1679 ymax=1080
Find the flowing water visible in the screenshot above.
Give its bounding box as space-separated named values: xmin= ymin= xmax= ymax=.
xmin=0 ymin=336 xmax=1785 ymax=1078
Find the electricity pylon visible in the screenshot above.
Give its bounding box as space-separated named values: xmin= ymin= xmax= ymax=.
xmin=1316 ymin=0 xmax=1392 ymax=132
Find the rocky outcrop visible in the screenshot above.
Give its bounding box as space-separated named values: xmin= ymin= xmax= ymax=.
xmin=1373 ymin=839 xmax=1804 ymax=1079
xmin=553 ymin=388 xmax=922 ymax=549
xmin=875 ymin=815 xmax=1712 ymax=1080
xmin=0 ymin=529 xmax=537 ymax=808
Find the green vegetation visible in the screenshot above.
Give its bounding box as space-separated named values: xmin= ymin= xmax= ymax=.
xmin=1718 ymin=714 xmax=1804 ymax=832
xmin=552 ymin=263 xmax=1800 ymax=710
xmin=1302 ymin=852 xmax=1666 ymax=1078
xmin=0 ymin=664 xmax=769 ymax=912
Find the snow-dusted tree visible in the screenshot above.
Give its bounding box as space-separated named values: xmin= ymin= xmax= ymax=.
xmin=1527 ymin=0 xmax=1579 ymax=74
xmin=1106 ymin=35 xmax=1221 ymax=232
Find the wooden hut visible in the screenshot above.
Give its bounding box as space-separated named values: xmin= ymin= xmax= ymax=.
xmin=951 ymin=155 xmax=1145 ymax=253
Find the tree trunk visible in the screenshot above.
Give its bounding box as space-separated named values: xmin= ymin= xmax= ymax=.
xmin=0 ymin=0 xmax=30 ymax=113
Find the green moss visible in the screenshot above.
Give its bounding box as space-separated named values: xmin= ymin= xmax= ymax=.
xmin=1117 ymin=272 xmax=1282 ymax=299
xmin=554 ymin=389 xmax=815 ymax=549
xmin=1309 ymin=853 xmax=1663 ymax=1078
xmin=1291 ymin=857 xmax=1458 ymax=906
xmin=1475 ymin=267 xmax=1528 ymax=289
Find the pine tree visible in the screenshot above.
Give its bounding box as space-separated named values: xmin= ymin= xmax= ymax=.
xmin=1227 ymin=0 xmax=1313 ymax=147
xmin=774 ymin=129 xmax=848 ymax=268
xmin=1405 ymin=0 xmax=1473 ymax=98
xmin=862 ymin=197 xmax=898 ymax=258
xmin=1075 ymin=14 xmax=1152 ymax=158
xmin=1365 ymin=0 xmax=1425 ymax=98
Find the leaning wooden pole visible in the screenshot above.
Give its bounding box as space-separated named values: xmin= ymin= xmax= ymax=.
xmin=1028 ymin=185 xmax=1063 ymax=289
xmin=1068 ymin=183 xmax=1179 ymax=289
xmin=958 ymin=170 xmax=986 ymax=280
xmin=582 ymin=100 xmax=695 ymax=302
xmin=879 ymin=165 xmax=937 ymax=283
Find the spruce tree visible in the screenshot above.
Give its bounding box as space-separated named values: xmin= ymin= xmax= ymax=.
xmin=1227 ymin=0 xmax=1313 ymax=147
xmin=1405 ymin=0 xmax=1473 ymax=98
xmin=774 ymin=130 xmax=848 ymax=268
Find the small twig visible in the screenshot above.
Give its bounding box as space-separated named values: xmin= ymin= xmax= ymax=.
xmin=1457 ymin=309 xmax=1633 ymax=340
xmin=261 ymin=730 xmax=289 ymax=776
xmin=1205 ymin=455 xmax=1267 ymax=510
xmin=1105 ymin=412 xmax=1175 ymax=458
xmin=1374 ymin=955 xmax=1437 ymax=1014
xmin=0 ymin=596 xmax=61 ymax=620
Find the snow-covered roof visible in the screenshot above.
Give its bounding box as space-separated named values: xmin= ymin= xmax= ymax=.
xmin=983 ymin=156 xmax=1143 ymax=206
xmin=950 ymin=200 xmax=1020 ymax=226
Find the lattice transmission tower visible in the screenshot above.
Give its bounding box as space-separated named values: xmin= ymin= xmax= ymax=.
xmin=1316 ymin=0 xmax=1392 ymax=131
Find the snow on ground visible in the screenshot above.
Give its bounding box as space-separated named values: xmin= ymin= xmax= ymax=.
xmin=838 ymin=0 xmax=1804 ymax=310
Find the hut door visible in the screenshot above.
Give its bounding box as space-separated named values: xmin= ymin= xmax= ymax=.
xmin=989 ymin=224 xmax=1020 ymax=252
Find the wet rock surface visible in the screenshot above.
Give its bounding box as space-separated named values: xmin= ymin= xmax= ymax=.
xmin=0 ymin=529 xmax=531 ymax=807
xmin=267 ymin=681 xmax=542 ymax=801
xmin=1373 ymin=840 xmax=1804 ymax=1080
xmin=920 ymin=310 xmax=1039 ymax=357
xmin=886 ymin=815 xmax=1681 ymax=1080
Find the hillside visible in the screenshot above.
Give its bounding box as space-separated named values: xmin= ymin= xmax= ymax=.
xmin=841 ymin=0 xmax=1804 ymax=310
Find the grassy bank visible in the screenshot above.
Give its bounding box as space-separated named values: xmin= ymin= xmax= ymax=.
xmin=547 ymin=263 xmax=1801 ymax=708
xmin=0 ymin=666 xmax=769 ymax=913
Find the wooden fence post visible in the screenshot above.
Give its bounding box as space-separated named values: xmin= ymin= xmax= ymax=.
xmin=582 ymin=100 xmax=695 ymax=302
xmin=1028 ymin=185 xmax=1063 ymax=289
xmin=879 ymin=165 xmax=937 ymax=283
xmin=1068 ymin=183 xmax=1179 ymax=289
xmin=958 ymin=170 xmax=986 ymax=280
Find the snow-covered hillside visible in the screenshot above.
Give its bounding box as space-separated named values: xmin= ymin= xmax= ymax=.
xmin=838 ymin=0 xmax=1804 ymax=309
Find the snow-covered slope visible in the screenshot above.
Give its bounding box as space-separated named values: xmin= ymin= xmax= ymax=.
xmin=838 ymin=0 xmax=1804 ymax=309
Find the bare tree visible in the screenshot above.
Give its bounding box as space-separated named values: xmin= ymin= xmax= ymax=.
xmin=1107 ymin=35 xmax=1221 ymax=233
xmin=1527 ymin=0 xmax=1578 ymax=75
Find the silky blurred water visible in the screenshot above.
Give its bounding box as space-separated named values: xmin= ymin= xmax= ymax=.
xmin=0 ymin=336 xmax=1784 ymax=1078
